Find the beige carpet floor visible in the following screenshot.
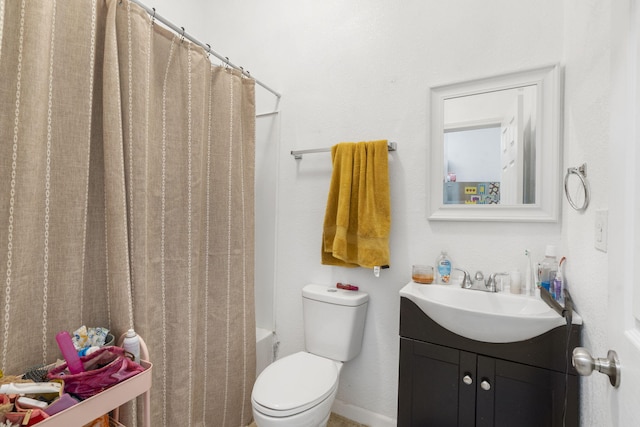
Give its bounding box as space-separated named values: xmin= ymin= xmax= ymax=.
xmin=248 ymin=412 xmax=368 ymax=427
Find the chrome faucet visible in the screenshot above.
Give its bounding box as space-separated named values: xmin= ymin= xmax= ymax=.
xmin=454 ymin=268 xmax=509 ymax=292
xmin=485 ymin=272 xmax=510 ymax=292
xmin=453 ymin=268 xmax=473 ymax=289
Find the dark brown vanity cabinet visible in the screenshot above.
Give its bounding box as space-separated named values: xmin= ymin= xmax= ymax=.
xmin=398 ymin=297 xmax=581 ymax=427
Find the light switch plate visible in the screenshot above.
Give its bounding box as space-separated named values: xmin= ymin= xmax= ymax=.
xmin=595 ymin=209 xmax=608 ymax=252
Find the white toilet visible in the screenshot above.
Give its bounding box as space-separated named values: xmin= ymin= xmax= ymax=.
xmin=251 ymin=284 xmax=369 ymax=427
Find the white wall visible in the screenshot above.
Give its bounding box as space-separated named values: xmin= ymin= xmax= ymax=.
xmin=562 ymin=1 xmax=611 ymax=425
xmin=144 ymin=0 xmax=611 ymax=425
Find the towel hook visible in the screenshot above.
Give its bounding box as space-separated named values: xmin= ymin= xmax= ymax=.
xmin=564 ymin=163 xmax=590 ymax=211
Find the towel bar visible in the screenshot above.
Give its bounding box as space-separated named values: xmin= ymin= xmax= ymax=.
xmin=291 ymin=141 xmax=397 ymax=159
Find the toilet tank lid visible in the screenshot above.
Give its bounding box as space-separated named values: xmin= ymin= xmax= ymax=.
xmin=303 ymin=284 xmax=369 ymax=306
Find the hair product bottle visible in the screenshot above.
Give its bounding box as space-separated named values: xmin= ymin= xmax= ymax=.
xmin=123 ymin=328 xmax=141 ymax=364
xmin=553 ymin=256 xmax=566 ymax=303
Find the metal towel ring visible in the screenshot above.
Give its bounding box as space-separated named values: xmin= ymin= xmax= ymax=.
xmin=564 ymin=163 xmax=590 ymax=211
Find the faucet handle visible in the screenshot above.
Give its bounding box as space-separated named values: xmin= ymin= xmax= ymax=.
xmin=474 ymin=271 xmax=484 ymax=286
xmin=487 ymin=272 xmax=510 ymax=292
xmin=453 ymin=268 xmax=473 ymax=289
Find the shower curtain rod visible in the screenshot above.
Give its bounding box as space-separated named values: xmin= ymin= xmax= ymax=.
xmin=128 ymin=0 xmax=281 ymax=98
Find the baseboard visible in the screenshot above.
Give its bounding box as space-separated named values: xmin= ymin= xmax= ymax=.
xmin=331 ymin=399 xmax=396 ymax=427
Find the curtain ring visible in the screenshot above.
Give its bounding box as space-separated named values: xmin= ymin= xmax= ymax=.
xmin=180 ymin=27 xmax=185 ymax=43
xmin=151 ymin=7 xmax=156 ymax=25
xmin=223 ymin=57 xmax=230 ymax=69
xmin=205 ymin=43 xmax=211 ymax=58
xmin=564 ymin=163 xmax=590 ymax=211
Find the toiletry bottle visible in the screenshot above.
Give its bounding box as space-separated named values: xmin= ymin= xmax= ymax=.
xmin=55 ymin=331 xmax=84 ymax=374
xmin=435 ymin=251 xmax=452 ymax=284
xmin=538 ymin=245 xmax=558 ymax=296
xmin=123 ymin=328 xmax=141 ymax=364
xmin=554 ymin=257 xmax=566 ymax=303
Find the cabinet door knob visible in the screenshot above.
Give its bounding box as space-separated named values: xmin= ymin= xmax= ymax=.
xmin=480 ymin=380 xmax=491 ymax=391
xmin=463 ymin=375 xmax=473 ymax=385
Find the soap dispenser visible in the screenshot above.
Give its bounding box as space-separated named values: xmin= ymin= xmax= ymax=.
xmin=435 ymin=251 xmax=452 ymax=284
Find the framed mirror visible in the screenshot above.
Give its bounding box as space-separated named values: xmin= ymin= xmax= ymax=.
xmin=428 ymin=64 xmax=562 ymax=222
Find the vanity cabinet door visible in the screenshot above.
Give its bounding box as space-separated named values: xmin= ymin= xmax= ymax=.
xmin=398 ymin=338 xmax=476 ymax=427
xmin=398 ymin=338 xmax=579 ymax=427
xmin=477 ymin=356 xmax=578 ymax=427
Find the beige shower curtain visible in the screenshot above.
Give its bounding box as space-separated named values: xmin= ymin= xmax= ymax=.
xmin=0 ymin=0 xmax=256 ymax=426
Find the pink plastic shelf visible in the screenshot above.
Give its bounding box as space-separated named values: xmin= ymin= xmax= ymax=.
xmin=37 ymin=360 xmax=152 ymax=427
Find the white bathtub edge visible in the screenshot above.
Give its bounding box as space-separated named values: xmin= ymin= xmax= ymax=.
xmin=255 ymin=327 xmax=275 ymax=377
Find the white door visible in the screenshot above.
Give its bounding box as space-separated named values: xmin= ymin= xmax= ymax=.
xmin=500 ymin=94 xmax=524 ymax=205
xmin=604 ymin=0 xmax=640 ymax=424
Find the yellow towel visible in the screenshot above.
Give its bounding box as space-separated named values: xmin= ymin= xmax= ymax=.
xmin=322 ymin=140 xmax=391 ymax=268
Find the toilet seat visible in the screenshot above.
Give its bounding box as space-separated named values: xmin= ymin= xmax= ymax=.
xmin=252 ymin=351 xmax=340 ymax=418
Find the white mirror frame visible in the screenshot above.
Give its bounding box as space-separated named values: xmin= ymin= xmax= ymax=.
xmin=428 ymin=64 xmax=562 ymax=222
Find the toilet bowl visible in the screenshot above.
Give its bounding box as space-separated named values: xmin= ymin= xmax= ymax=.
xmin=251 ymin=351 xmax=342 ymax=427
xmin=251 ymin=284 xmax=369 ymax=427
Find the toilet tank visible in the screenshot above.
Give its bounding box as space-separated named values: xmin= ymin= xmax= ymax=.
xmin=302 ymin=284 xmax=369 ymax=362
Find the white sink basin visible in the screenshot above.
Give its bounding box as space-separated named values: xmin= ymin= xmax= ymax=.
xmin=400 ymin=281 xmax=582 ymax=343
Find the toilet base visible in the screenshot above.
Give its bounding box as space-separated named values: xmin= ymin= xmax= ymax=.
xmin=319 ymin=412 xmax=330 ymax=427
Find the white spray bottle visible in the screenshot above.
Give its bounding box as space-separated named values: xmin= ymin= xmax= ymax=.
xmin=123 ymin=328 xmax=141 ymax=364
